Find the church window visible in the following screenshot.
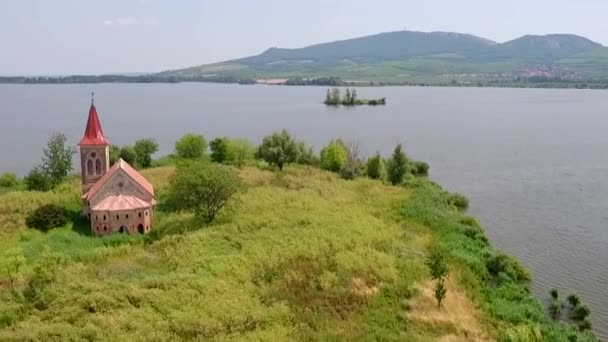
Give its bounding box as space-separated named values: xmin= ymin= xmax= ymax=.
xmin=87 ymin=159 xmax=93 ymax=175
xmin=91 ymin=152 xmax=96 ymax=158
xmin=116 ymin=215 xmax=119 ymax=220
xmin=126 ymin=214 xmax=129 ymax=219
xmin=145 ymin=211 xmax=148 ymax=216
xmin=95 ymin=159 xmax=102 ymax=175
xmin=103 ymin=225 xmax=107 ymax=231
xmin=138 ymin=212 xmax=142 ymax=218
xmin=103 ymin=215 xmax=106 ymax=220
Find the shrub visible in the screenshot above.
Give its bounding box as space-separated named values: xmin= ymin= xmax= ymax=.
xmin=387 ymin=144 xmax=408 ymax=185
xmin=295 ymin=141 xmax=318 ymax=166
xmin=256 ymin=130 xmax=299 ymax=171
xmin=339 ymin=141 xmax=363 ymax=180
xmin=133 ymin=138 xmax=159 ymax=168
xmin=210 ymin=137 xmax=231 ymax=163
xmin=572 ymin=304 xmax=590 ymax=320
xmin=366 ymin=152 xmax=385 ymax=180
xmin=579 ymin=317 xmax=592 ymax=331
xmin=410 ymin=160 xmax=429 ymax=177
xmin=175 ymin=133 xmax=208 ymax=159
xmin=320 ymin=140 xmax=347 ymax=172
xmin=228 ymin=138 xmax=256 ymax=167
xmin=166 ymin=161 xmax=244 ymax=223
xmin=0 ymin=172 xmax=19 ymax=188
xmin=109 ymin=145 xmax=121 ymax=165
xmin=567 ymin=294 xmax=580 ymax=307
xmin=548 ymin=299 xmax=563 ymax=320
xmin=448 ymin=192 xmax=469 ymax=211
xmin=24 ymin=167 xmax=52 ymax=192
xmin=486 ymin=253 xmax=531 ymax=283
xmin=26 ymin=204 xmax=70 ymax=231
xmin=549 ymin=288 xmax=559 ymax=300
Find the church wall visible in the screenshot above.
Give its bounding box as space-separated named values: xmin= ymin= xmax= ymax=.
xmin=88 ymin=169 xmax=154 ymax=208
xmin=90 ymin=207 xmax=153 ymax=235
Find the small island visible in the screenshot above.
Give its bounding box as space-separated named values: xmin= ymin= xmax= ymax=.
xmin=324 ymin=88 xmax=386 ymax=106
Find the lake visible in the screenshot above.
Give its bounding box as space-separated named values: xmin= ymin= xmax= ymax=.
xmin=1 ymin=83 xmax=608 ymax=338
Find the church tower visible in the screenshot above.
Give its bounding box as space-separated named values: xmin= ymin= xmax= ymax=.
xmin=79 ymin=94 xmax=110 ymax=194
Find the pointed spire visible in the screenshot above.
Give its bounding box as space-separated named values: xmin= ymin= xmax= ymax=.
xmin=79 ymin=95 xmax=109 ymax=146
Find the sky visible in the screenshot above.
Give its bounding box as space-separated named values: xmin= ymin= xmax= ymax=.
xmin=2 ymin=0 xmax=608 ymax=75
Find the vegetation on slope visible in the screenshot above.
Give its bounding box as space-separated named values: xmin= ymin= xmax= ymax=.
xmin=0 ymin=131 xmax=599 ymax=341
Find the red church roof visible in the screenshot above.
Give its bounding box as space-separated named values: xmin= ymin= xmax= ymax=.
xmin=79 ymin=102 xmax=109 ymax=146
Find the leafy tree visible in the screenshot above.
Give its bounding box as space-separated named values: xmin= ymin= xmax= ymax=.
xmin=387 ymin=143 xmax=408 ymax=185
xmin=210 ymin=137 xmax=231 ymax=163
xmin=351 ymin=89 xmax=358 ymax=104
xmin=167 ymin=161 xmax=244 ymax=223
xmin=320 ymin=140 xmax=347 ymax=172
xmin=228 ymin=138 xmax=256 ymax=167
xmin=40 ymin=132 xmax=76 ymax=186
xmin=119 ymin=146 xmax=137 ymax=165
xmin=425 ymin=248 xmax=449 ymax=309
xmin=175 ymin=133 xmax=208 ymax=159
xmin=0 ymin=172 xmax=19 ymax=188
xmin=24 ymin=167 xmax=52 ymax=192
xmin=339 ymin=141 xmax=363 ymax=180
xmin=366 ymin=152 xmax=385 ymax=180
xmin=410 ymin=160 xmax=430 ymax=177
xmin=0 ymin=248 xmax=25 ymax=289
xmin=109 ymin=144 xmax=121 ymax=165
xmin=256 ymin=130 xmax=299 ymax=171
xmin=345 ymin=88 xmax=352 ymax=104
xmin=133 ymin=138 xmax=159 ymax=168
xmin=296 ymin=141 xmax=318 ymax=166
xmin=26 ymin=204 xmax=70 ymax=231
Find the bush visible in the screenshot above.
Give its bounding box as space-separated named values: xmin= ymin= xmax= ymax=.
xmin=549 ymin=288 xmax=559 ymax=300
xmin=175 ymin=133 xmax=208 ymax=159
xmin=567 ymin=294 xmax=580 ymax=307
xmin=448 ymin=192 xmax=469 ymax=211
xmin=210 ymin=137 xmax=231 ymax=163
xmin=320 ymin=140 xmax=346 ymax=172
xmin=24 ymin=167 xmax=52 ymax=192
xmin=387 ymin=144 xmax=408 ymax=185
xmin=119 ymin=146 xmax=137 ymax=165
xmin=26 ymin=204 xmax=70 ymax=231
xmin=295 ymin=141 xmax=318 ymax=166
xmin=486 ymin=253 xmax=531 ymax=283
xmin=366 ymin=153 xmax=385 ymax=180
xmin=133 ymin=138 xmax=159 ymax=168
xmin=410 ymin=161 xmax=429 ymax=177
xmin=256 ymin=130 xmax=298 ymax=171
xmin=228 ymin=138 xmax=257 ymax=167
xmin=548 ymin=299 xmax=563 ymax=320
xmin=572 ymin=304 xmax=591 ymax=320
xmin=579 ymin=317 xmax=592 ymax=331
xmin=167 ymin=161 xmax=244 ymax=223
xmin=0 ymin=172 xmax=19 ymax=188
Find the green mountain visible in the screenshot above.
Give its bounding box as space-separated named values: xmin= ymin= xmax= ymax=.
xmin=158 ymin=30 xmax=608 ymax=84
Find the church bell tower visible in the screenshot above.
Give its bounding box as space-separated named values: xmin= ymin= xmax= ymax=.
xmin=78 ymin=93 xmax=110 ymax=194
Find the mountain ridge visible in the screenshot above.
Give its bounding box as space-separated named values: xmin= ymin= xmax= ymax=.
xmin=157 ymin=30 xmax=608 ymax=84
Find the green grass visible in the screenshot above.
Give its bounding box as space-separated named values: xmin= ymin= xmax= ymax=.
xmin=0 ymin=165 xmax=598 ymax=340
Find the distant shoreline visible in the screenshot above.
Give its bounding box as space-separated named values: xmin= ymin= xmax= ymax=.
xmin=2 ymin=75 xmax=608 ymax=90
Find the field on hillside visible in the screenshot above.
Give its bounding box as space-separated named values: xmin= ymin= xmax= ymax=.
xmin=0 ymin=166 xmax=598 ymax=341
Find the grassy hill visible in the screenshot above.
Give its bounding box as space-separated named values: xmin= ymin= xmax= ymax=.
xmin=158 ymin=31 xmax=608 ymax=85
xmin=0 ymin=164 xmax=598 ymax=340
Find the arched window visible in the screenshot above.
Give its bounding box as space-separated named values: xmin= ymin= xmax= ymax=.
xmin=95 ymin=159 xmax=102 ymax=175
xmin=87 ymin=159 xmax=93 ymax=175
xmin=145 ymin=211 xmax=148 ymax=216
xmin=138 ymin=212 xmax=142 ymax=218
xmin=103 ymin=225 xmax=107 ymax=231
xmin=116 ymin=215 xmax=119 ymax=220
xmin=103 ymin=215 xmax=106 ymax=220
xmin=126 ymin=214 xmax=129 ymax=219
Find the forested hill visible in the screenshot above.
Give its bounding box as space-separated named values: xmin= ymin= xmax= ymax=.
xmin=158 ymin=30 xmax=608 ymax=86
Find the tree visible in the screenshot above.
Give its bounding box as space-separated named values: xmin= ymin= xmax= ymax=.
xmin=119 ymin=146 xmax=137 ymax=165
xmin=425 ymin=248 xmax=449 ymax=309
xmin=167 ymin=161 xmax=244 ymax=223
xmin=24 ymin=167 xmax=52 ymax=192
xmin=210 ymin=137 xmax=231 ymax=163
xmin=0 ymin=172 xmax=19 ymax=188
xmin=133 ymin=138 xmax=159 ymax=168
xmin=296 ymin=141 xmax=318 ymax=166
xmin=351 ymin=89 xmax=358 ymax=104
xmin=320 ymin=140 xmax=347 ymax=172
xmin=387 ymin=143 xmax=408 ymax=185
xmin=40 ymin=132 xmax=76 ymax=186
xmin=366 ymin=152 xmax=385 ymax=180
xmin=0 ymin=248 xmax=25 ymax=289
xmin=228 ymin=138 xmax=256 ymax=167
xmin=340 ymin=141 xmax=363 ymax=180
xmin=26 ymin=204 xmax=70 ymax=231
xmin=175 ymin=133 xmax=207 ymax=159
xmin=345 ymin=88 xmax=352 ymax=105
xmin=109 ymin=145 xmax=121 ymax=165
xmin=256 ymin=130 xmax=299 ymax=171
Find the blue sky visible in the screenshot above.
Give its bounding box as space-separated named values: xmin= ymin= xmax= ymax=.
xmin=2 ymin=0 xmax=608 ymax=75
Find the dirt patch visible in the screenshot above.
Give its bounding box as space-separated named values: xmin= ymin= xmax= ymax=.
xmin=410 ymin=277 xmax=494 ymax=341
xmin=351 ymin=277 xmax=379 ymax=297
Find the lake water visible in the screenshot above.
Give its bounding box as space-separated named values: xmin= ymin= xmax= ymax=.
xmin=1 ymin=83 xmax=608 ymax=338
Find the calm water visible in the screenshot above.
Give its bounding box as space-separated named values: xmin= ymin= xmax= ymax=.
xmin=1 ymin=83 xmax=608 ymax=338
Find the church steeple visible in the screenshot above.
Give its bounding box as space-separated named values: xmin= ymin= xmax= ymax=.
xmin=79 ymin=94 xmax=110 ymax=194
xmin=79 ymin=93 xmax=109 ymax=146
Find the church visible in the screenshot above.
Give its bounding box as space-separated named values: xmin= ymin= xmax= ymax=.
xmin=78 ymin=96 xmax=156 ymax=235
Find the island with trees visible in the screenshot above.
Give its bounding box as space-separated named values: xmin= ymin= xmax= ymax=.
xmin=0 ymin=129 xmax=599 ymax=341
xmin=324 ymin=88 xmax=386 ymax=106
